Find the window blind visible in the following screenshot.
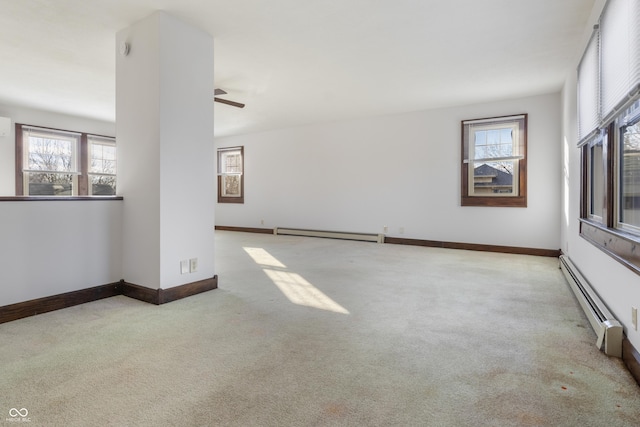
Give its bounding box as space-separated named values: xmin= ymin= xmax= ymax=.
xmin=600 ymin=0 xmax=640 ymax=123
xmin=577 ymin=28 xmax=600 ymax=144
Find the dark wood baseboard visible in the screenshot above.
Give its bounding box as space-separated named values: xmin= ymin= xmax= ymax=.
xmin=215 ymin=225 xmax=274 ymax=234
xmin=623 ymin=338 xmax=640 ymax=387
xmin=384 ymin=237 xmax=560 ymax=258
xmin=120 ymin=280 xmax=161 ymax=305
xmin=217 ymin=226 xmax=560 ymax=257
xmin=160 ymin=276 xmax=218 ymax=304
xmin=0 ymin=282 xmax=121 ymax=325
xmin=0 ymin=276 xmax=218 ymax=324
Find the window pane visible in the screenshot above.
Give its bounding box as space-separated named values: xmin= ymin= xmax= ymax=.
xmin=473 ymin=125 xmax=515 ymax=160
xmin=90 ymin=140 xmax=116 ymax=174
xmin=90 ymin=175 xmax=116 ymax=195
xmin=222 ymin=175 xmax=242 ymax=197
xmin=223 ymin=152 xmax=242 ymax=173
xmin=27 ymin=135 xmax=76 ymax=173
xmin=471 ymin=161 xmax=517 ymax=196
xmin=620 ymin=119 xmax=640 ymax=228
xmin=589 ymin=142 xmax=604 ymax=218
xmin=27 ymin=173 xmax=73 ymax=195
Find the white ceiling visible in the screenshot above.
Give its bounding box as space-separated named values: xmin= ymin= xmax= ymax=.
xmin=0 ymin=0 xmax=595 ymax=137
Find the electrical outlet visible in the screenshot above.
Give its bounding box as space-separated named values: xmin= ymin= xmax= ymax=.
xmin=383 ymin=225 xmax=388 ymax=233
xmin=633 ymin=307 xmax=638 ymax=331
xmin=180 ymin=260 xmax=189 ymax=274
xmin=189 ymin=258 xmax=198 ymax=273
xmin=399 ymin=227 xmax=405 ymax=234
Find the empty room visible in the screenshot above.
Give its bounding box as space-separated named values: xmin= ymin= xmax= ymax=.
xmin=1 ymin=0 xmax=640 ymax=425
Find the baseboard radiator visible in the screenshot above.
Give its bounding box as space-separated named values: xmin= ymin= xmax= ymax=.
xmin=274 ymin=227 xmax=384 ymax=243
xmin=559 ymin=255 xmax=622 ymax=357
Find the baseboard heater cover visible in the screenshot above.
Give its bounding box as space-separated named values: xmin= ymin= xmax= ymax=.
xmin=274 ymin=227 xmax=384 ymax=243
xmin=559 ymin=255 xmax=622 ymax=357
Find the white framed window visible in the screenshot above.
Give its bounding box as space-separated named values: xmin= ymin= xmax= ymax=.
xmin=22 ymin=126 xmax=80 ymax=196
xmin=461 ymin=114 xmax=527 ymax=207
xmin=217 ymin=146 xmax=244 ymax=203
xmin=88 ymin=136 xmax=117 ymax=195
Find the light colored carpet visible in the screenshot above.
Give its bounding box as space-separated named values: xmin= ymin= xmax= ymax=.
xmin=1 ymin=231 xmax=639 ymax=426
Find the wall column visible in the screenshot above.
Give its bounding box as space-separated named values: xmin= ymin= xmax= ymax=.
xmin=116 ymin=11 xmax=215 ymax=290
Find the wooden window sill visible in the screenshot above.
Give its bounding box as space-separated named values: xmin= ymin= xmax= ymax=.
xmin=0 ymin=196 xmax=123 ymax=202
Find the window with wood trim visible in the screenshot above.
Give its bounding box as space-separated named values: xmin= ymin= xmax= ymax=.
xmin=576 ymin=0 xmax=640 ymax=275
xmin=461 ymin=114 xmax=527 ymax=207
xmin=15 ymin=124 xmax=116 ymax=196
xmin=217 ymin=146 xmax=244 ymax=204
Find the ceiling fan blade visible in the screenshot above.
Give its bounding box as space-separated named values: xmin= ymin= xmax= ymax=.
xmin=214 ymin=88 xmax=227 ymax=96
xmin=214 ymin=97 xmax=245 ymax=108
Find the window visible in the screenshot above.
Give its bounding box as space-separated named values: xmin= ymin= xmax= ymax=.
xmin=461 ymin=114 xmax=527 ymax=207
xmin=20 ymin=126 xmax=80 ymax=196
xmin=88 ymin=136 xmax=117 ymax=195
xmin=15 ymin=124 xmax=116 ymax=197
xmin=217 ymin=146 xmax=244 ymax=203
xmin=576 ymin=0 xmax=640 ymax=274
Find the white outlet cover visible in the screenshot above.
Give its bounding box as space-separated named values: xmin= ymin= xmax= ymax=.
xmin=180 ymin=260 xmax=189 ymax=274
xmin=189 ymin=258 xmax=198 ymax=273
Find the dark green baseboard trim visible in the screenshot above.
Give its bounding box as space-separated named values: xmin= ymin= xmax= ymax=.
xmin=0 ymin=276 xmax=218 ymax=324
xmin=385 ymin=237 xmax=561 ymax=258
xmin=215 ymin=225 xmax=274 ymax=234
xmin=623 ymin=338 xmax=640 ymax=387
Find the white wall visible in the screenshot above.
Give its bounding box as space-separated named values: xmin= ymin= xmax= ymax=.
xmin=216 ymin=92 xmax=561 ymax=251
xmin=0 ymin=104 xmax=121 ymax=307
xmin=0 ymin=200 xmax=122 ymax=307
xmin=561 ymin=0 xmax=640 ymax=350
xmin=0 ymin=104 xmax=115 ymax=196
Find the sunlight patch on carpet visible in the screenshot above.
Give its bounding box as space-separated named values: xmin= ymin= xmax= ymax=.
xmin=244 ymin=247 xmax=349 ymax=314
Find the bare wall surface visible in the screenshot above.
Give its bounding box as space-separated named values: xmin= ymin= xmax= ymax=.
xmin=215 ymin=92 xmax=561 ymax=251
xmin=0 ymin=200 xmax=122 ymax=306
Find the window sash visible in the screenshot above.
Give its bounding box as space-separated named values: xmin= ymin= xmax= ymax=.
xmin=88 ymin=136 xmax=117 ymax=175
xmin=218 ymin=148 xmax=243 ymax=175
xmin=587 ymin=136 xmax=605 ymax=220
xmin=468 ymin=160 xmax=519 ymax=197
xmin=616 ymin=100 xmax=640 ymax=232
xmin=22 ymin=127 xmax=80 ymax=174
